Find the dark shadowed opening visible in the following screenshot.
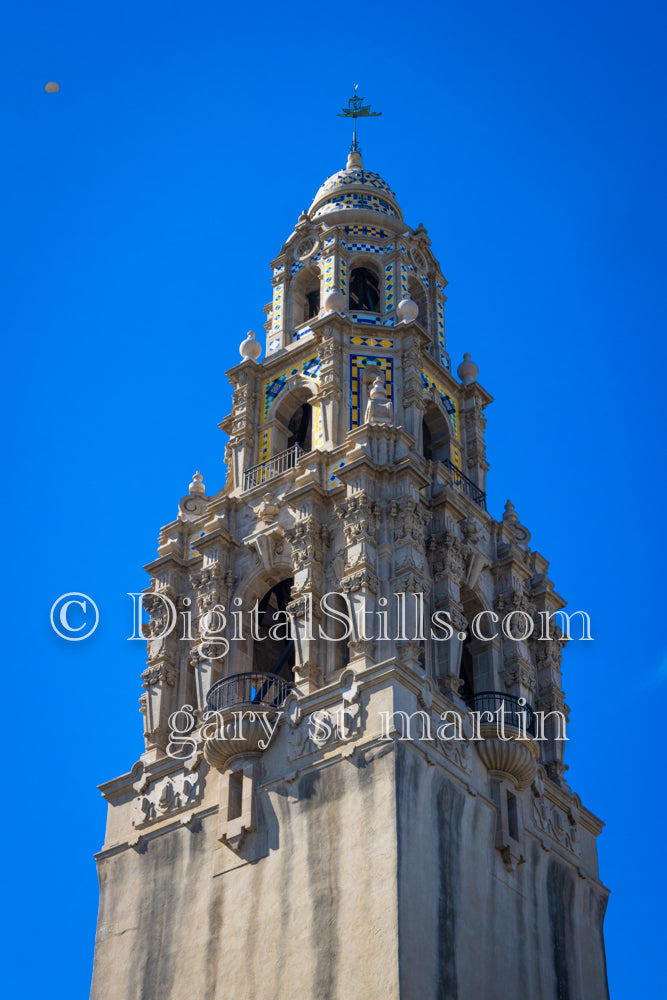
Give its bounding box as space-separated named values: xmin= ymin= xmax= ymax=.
xmin=350 ymin=267 xmax=380 ymax=311
xmin=254 ymin=578 xmax=295 ymax=680
xmin=287 ymin=403 xmax=312 ymax=452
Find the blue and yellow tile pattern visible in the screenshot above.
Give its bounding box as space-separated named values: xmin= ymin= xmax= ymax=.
xmin=350 ymin=355 xmax=393 ymax=428
xmin=385 ymin=262 xmax=395 ymax=312
xmin=272 ymin=284 xmax=284 ymax=337
xmin=344 ymin=225 xmax=391 ymax=239
xmin=349 ymin=314 xmax=395 ymax=326
xmin=400 ymin=262 xmax=408 ymax=299
xmin=319 ymin=169 xmax=396 ymax=197
xmin=437 ymin=298 xmax=446 ymax=363
xmin=258 ymin=427 xmax=272 ymax=464
xmin=324 ymin=256 xmax=335 ymax=293
xmin=350 ymin=335 xmax=394 ymax=349
xmin=189 ymin=530 xmax=206 ymax=558
xmin=342 ymin=240 xmax=393 ymax=254
xmin=421 ymin=370 xmax=458 ymax=436
xmin=262 ymin=354 xmax=320 ymax=420
xmin=327 ymin=459 xmax=346 ymax=489
xmin=315 ymin=193 xmax=398 ymax=219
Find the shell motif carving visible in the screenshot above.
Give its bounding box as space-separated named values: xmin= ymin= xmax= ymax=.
xmin=476 ymin=733 xmax=539 ymax=791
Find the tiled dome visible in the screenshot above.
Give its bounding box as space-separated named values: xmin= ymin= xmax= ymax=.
xmin=309 ymin=152 xmax=403 ymax=224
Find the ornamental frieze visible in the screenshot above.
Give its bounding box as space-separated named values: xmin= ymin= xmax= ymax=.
xmin=133 ymin=771 xmax=202 ymax=829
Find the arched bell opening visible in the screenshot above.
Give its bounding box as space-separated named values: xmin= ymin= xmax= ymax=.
xmin=271 ymin=383 xmax=316 ymax=457
xmin=349 ymin=264 xmax=380 ymax=312
xmin=408 ymin=275 xmax=428 ymax=328
xmin=459 ymin=631 xmax=475 ymax=704
xmin=253 ymin=577 xmax=296 ymax=681
xmin=422 ymin=400 xmax=451 ymax=464
xmin=290 ymin=265 xmax=321 ymax=332
xmin=204 ymin=573 xmax=296 ymax=767
xmin=459 ymin=587 xmax=497 ymax=705
xmin=287 ymin=403 xmax=312 ymax=452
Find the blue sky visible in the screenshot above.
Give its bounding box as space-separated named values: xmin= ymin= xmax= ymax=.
xmin=3 ymin=1 xmax=666 ymax=995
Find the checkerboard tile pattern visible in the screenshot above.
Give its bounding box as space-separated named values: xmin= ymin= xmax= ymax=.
xmin=342 ymin=240 xmax=393 ymax=254
xmin=349 ymin=314 xmax=395 ymax=326
xmin=319 ymin=169 xmax=396 ymax=197
xmin=344 ymin=225 xmax=391 ymax=239
xmin=314 ymin=193 xmax=398 ymax=219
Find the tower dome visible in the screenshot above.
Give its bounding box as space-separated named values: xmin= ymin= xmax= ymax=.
xmin=308 ymin=150 xmax=404 ymax=230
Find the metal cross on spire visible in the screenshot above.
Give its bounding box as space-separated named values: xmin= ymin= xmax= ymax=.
xmin=337 ymin=85 xmax=382 ymax=154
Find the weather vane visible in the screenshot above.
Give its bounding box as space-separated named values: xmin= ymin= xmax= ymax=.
xmin=337 ymin=84 xmax=382 ymax=153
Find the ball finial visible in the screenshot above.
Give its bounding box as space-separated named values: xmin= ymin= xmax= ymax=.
xmin=323 ymin=288 xmax=346 ymax=314
xmin=397 ymin=295 xmax=419 ymax=323
xmin=240 ymin=330 xmax=262 ymax=362
xmin=457 ymin=352 xmax=478 ymax=385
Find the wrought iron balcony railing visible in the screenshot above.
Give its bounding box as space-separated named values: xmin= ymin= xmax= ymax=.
xmin=443 ymin=458 xmax=487 ymax=510
xmin=467 ymin=691 xmax=537 ymax=737
xmin=242 ymin=444 xmax=304 ymax=492
xmin=206 ymin=672 xmax=293 ymax=714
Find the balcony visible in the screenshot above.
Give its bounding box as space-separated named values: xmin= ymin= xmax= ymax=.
xmin=203 ymin=672 xmax=293 ymax=769
xmin=443 ymin=458 xmax=487 ymax=510
xmin=468 ymin=691 xmax=536 ymax=737
xmin=468 ymin=691 xmax=538 ymax=790
xmin=206 ymin=672 xmax=293 ymax=713
xmin=242 ymin=444 xmax=303 ymax=492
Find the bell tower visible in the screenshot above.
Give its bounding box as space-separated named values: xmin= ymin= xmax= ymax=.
xmin=91 ymin=134 xmax=609 ymax=1000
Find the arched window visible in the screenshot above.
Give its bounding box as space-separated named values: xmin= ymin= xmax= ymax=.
xmin=271 ymin=384 xmax=316 ymax=457
xmin=254 ymin=578 xmax=295 ymax=680
xmin=408 ymin=276 xmax=427 ymax=328
xmin=459 ymin=633 xmax=475 ymax=703
xmin=291 ymin=266 xmax=320 ymax=331
xmin=422 ymin=419 xmax=433 ymax=461
xmin=287 ymin=403 xmax=312 ymax=452
xmin=350 ymin=266 xmax=380 ymax=312
xmin=422 ymin=402 xmax=450 ymax=464
xmin=305 ymin=288 xmax=320 ymax=322
xmin=457 ymin=588 xmax=496 ymax=704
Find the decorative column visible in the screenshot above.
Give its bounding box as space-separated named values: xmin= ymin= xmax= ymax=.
xmin=141 ymin=585 xmax=180 ymax=758
xmin=458 ymin=370 xmax=492 ymax=493
xmin=220 ymin=361 xmax=261 ymax=492
xmin=400 ymin=334 xmax=428 ymax=441
xmin=286 ymin=507 xmax=327 ymax=695
xmin=429 ymin=527 xmax=468 ymax=695
xmin=335 ymin=491 xmax=379 ymax=671
xmin=313 ymin=331 xmax=344 ymax=449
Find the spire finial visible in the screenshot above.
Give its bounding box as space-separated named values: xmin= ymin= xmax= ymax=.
xmin=189 ymin=471 xmax=205 ymax=496
xmin=337 ymin=85 xmax=382 ymax=158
